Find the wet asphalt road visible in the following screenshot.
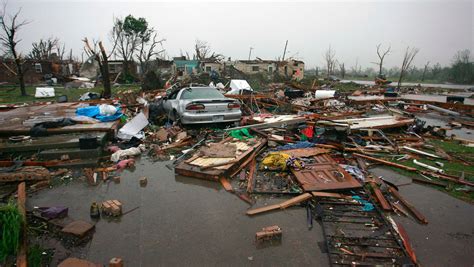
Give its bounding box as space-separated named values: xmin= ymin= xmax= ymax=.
xmin=27 ymin=158 xmax=474 ymax=266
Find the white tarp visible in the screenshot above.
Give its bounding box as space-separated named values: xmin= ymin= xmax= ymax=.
xmin=35 ymin=87 xmax=55 ymax=98
xmin=117 ymin=112 xmax=149 ymax=140
xmin=315 ymin=90 xmax=335 ymax=99
xmin=226 ymin=79 xmax=253 ymax=95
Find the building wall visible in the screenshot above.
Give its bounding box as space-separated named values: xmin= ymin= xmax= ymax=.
xmin=173 ymin=60 xmax=200 ymax=75
xmin=279 ymin=60 xmax=305 ymax=80
xmin=232 ymin=61 xmax=276 ymax=74
xmin=0 ymin=60 xmax=54 ymax=84
xmin=202 ymin=62 xmax=223 ymax=73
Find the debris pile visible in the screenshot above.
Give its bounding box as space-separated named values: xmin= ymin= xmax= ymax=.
xmin=0 ymin=78 xmax=473 ymax=266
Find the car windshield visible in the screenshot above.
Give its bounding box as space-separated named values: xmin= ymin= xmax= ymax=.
xmin=180 ymin=87 xmax=225 ymax=100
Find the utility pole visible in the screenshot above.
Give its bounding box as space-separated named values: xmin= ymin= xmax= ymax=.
xmin=282 ymin=40 xmax=288 ymax=61
xmin=248 ymin=47 xmax=253 ymax=60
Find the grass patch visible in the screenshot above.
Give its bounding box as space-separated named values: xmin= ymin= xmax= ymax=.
xmin=27 ymin=244 xmax=52 ymax=267
xmin=0 ymin=202 xmax=23 ymax=263
xmin=384 ymin=140 xmax=474 ymax=202
xmin=0 ymin=85 xmax=141 ymax=104
xmin=428 ymin=139 xmax=474 ymax=154
xmin=333 ymin=82 xmax=362 ymax=92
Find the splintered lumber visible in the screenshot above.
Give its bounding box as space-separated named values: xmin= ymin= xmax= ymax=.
xmin=0 ymin=166 xmax=51 ymax=182
xmin=247 ymin=159 xmax=256 ymax=193
xmin=389 ymin=187 xmax=428 ymax=224
xmin=311 ymin=192 xmax=351 ymax=199
xmin=353 ymin=153 xmax=417 ymax=171
xmin=175 ymin=139 xmax=265 ymax=181
xmin=421 ymin=171 xmax=474 ymax=187
xmin=395 ymin=221 xmax=417 ymax=264
xmin=219 ymin=177 xmax=233 ymax=192
xmin=17 ymin=182 xmax=27 ymax=267
xmin=246 ymin=193 xmax=312 ymax=216
xmin=369 ymin=181 xmax=392 ymax=211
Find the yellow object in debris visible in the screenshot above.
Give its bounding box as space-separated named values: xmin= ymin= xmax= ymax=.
xmin=261 ymin=152 xmax=292 ymax=171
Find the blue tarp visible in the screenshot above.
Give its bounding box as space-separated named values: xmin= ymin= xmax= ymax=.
xmin=274 ymin=141 xmax=315 ymax=151
xmin=76 ymin=106 xmax=123 ymax=122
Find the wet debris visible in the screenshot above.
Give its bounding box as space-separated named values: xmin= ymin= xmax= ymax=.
xmin=0 ymin=76 xmax=473 ymax=266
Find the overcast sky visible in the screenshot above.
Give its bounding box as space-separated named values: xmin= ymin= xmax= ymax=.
xmin=6 ymin=0 xmax=474 ymax=69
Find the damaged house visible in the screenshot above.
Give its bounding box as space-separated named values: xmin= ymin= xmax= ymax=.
xmin=230 ymin=59 xmax=277 ymax=75
xmin=172 ymin=57 xmax=200 ymax=76
xmin=0 ymin=58 xmax=79 ymax=84
xmin=201 ymin=59 xmax=223 ymax=74
xmin=226 ymin=59 xmax=305 ymax=80
xmin=278 ymin=59 xmax=305 ymax=80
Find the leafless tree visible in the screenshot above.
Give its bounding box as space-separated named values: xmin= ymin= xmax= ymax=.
xmin=324 ymin=45 xmax=336 ymax=78
xmin=372 ymin=43 xmax=391 ymax=77
xmin=28 ymin=37 xmax=66 ymax=60
xmin=453 ymin=49 xmax=470 ymax=64
xmin=397 ymin=47 xmax=419 ymax=89
xmin=83 ymin=38 xmax=114 ymax=98
xmin=194 ymin=39 xmax=223 ymax=61
xmin=339 ymin=62 xmax=346 ymax=79
xmin=351 ymin=58 xmax=362 ymax=77
xmin=0 ymin=2 xmax=29 ymax=96
xmin=194 ymin=39 xmax=210 ymax=60
xmin=421 ymin=61 xmax=430 ymax=81
xmin=136 ymin=32 xmax=165 ymax=78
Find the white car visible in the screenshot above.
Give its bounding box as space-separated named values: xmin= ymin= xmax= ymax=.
xmin=162 ymin=86 xmax=242 ymax=124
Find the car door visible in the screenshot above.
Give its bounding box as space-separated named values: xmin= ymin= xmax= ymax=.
xmin=163 ymin=90 xmax=180 ymax=114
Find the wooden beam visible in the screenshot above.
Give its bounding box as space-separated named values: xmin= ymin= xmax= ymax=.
xmin=246 ymin=193 xmax=312 ymax=215
xmin=311 ymin=192 xmax=350 ymax=199
xmin=17 ymin=182 xmax=27 ymax=267
xmin=353 ymin=153 xmax=417 ymax=171
xmin=247 ymin=159 xmax=256 ymax=193
xmin=219 ymin=177 xmax=233 ymax=192
xmin=369 ymin=181 xmax=392 ymax=211
xmin=389 ymin=187 xmax=428 ymax=224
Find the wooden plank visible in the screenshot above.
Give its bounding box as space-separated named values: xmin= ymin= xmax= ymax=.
xmin=311 ymin=192 xmax=351 ymax=199
xmin=246 ymin=193 xmax=312 ymax=216
xmin=247 ymin=159 xmax=256 ymax=193
xmin=229 ymin=139 xmax=267 ymax=178
xmin=246 ymin=204 xmax=281 ymax=215
xmin=175 ymin=139 xmax=264 ymax=181
xmin=17 ymin=182 xmax=27 ymax=267
xmin=395 ymin=221 xmax=418 ymax=264
xmin=219 ymin=177 xmax=233 ymax=192
xmin=369 ymin=181 xmax=392 ymax=211
xmin=353 ymin=153 xmax=417 ymax=172
xmin=280 ymin=147 xmax=330 ymax=158
xmin=389 ymin=187 xmax=428 ymax=224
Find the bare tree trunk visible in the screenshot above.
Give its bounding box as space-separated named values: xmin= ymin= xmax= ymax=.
xmin=99 ymin=41 xmax=111 ymax=98
xmin=13 ymin=51 xmax=26 ymax=96
xmin=421 ymin=61 xmax=430 ymax=82
xmin=373 ymin=44 xmax=391 ymax=77
xmin=397 ymin=71 xmax=404 ymax=89
xmin=397 ymin=47 xmax=419 ymax=89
